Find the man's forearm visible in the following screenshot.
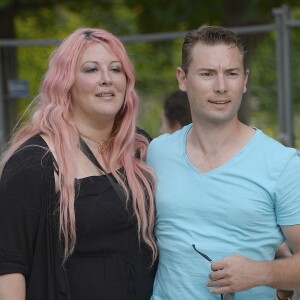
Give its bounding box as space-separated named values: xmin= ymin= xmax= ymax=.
xmin=264 ymin=253 xmax=300 ymax=290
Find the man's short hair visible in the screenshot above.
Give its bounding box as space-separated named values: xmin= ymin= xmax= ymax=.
xmin=181 ymin=25 xmax=247 ymax=73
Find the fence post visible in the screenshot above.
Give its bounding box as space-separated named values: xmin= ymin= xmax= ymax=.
xmin=273 ymin=4 xmax=294 ymax=147
xmin=0 ymin=48 xmax=5 ymax=154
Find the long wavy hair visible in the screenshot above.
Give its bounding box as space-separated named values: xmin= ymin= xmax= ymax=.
xmin=0 ymin=28 xmax=157 ymax=263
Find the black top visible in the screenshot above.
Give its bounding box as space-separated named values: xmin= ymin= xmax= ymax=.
xmin=0 ymin=135 xmax=156 ymax=300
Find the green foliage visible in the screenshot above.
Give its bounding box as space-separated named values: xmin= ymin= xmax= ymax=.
xmin=125 ymin=39 xmax=182 ymax=136
xmin=290 ymin=19 xmax=300 ymax=147
xmin=6 ymin=1 xmax=300 ymax=141
xmin=16 ymin=6 xmax=84 ymax=118
xmin=245 ymin=8 xmax=300 ymax=146
xmin=0 ymin=0 xmax=11 ymax=8
xmin=250 ymin=34 xmax=277 ymax=111
xmin=124 ymin=0 xmax=224 ymax=32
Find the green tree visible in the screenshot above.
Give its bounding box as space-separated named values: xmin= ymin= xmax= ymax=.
xmin=0 ymin=0 xmax=136 ymax=137
xmin=1 ymin=0 xmax=300 ymax=138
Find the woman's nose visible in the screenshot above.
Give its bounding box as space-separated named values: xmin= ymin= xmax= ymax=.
xmin=98 ymin=70 xmax=112 ymax=86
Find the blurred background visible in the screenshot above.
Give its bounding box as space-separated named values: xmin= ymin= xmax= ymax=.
xmin=0 ymin=0 xmax=300 ymax=153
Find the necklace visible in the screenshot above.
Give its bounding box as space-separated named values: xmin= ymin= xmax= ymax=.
xmin=80 ymin=134 xmax=108 ymax=154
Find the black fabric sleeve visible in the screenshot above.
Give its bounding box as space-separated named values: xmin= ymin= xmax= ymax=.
xmin=0 ymin=143 xmax=53 ymax=278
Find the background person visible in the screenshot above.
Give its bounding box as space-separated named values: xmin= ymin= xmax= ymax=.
xmin=0 ymin=28 xmax=157 ymax=300
xmin=147 ymin=25 xmax=300 ymax=299
xmin=160 ymin=90 xmax=192 ymax=134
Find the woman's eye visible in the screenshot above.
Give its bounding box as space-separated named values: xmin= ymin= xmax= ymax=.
xmin=85 ymin=67 xmax=98 ymax=73
xmin=111 ymin=66 xmax=122 ymax=73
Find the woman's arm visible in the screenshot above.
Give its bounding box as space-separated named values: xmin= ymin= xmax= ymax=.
xmin=0 ymin=138 xmax=55 ymax=298
xmin=0 ymin=273 xmax=26 ymax=300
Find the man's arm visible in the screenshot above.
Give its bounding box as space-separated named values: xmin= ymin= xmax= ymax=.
xmin=275 ymin=242 xmax=294 ymax=299
xmin=267 ymin=225 xmax=300 ymax=289
xmin=275 ymin=242 xmax=292 ymax=259
xmin=206 ymin=224 xmax=300 ymax=294
xmin=0 ymin=273 xmax=25 ymax=300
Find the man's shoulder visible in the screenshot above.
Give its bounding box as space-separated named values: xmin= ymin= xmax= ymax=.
xmin=149 ymin=133 xmax=179 ymax=154
xmin=150 ymin=125 xmax=189 ymax=147
xmin=255 ymin=129 xmax=299 ymax=169
xmin=257 ymin=129 xmax=296 ymax=153
xmin=147 ymin=127 xmax=188 ymax=165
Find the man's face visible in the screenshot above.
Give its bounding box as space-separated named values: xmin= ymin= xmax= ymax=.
xmin=176 ymin=42 xmax=249 ymax=127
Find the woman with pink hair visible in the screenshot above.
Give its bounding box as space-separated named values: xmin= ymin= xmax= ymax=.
xmin=0 ymin=28 xmax=157 ymax=300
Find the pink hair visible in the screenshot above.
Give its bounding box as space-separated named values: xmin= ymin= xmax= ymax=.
xmin=0 ymin=28 xmax=157 ymax=263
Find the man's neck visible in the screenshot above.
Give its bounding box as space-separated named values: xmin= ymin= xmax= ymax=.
xmin=186 ymin=121 xmax=255 ymax=173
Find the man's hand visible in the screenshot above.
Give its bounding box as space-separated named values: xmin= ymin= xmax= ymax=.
xmin=206 ymin=254 xmax=267 ymax=295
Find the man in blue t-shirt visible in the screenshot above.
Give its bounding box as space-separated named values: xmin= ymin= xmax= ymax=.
xmin=147 ymin=25 xmax=300 ymax=300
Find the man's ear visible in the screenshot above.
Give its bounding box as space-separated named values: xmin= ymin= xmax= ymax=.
xmin=243 ymin=69 xmax=249 ymax=94
xmin=176 ymin=67 xmax=187 ymax=92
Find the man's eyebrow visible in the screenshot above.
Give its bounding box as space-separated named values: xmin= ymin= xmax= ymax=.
xmin=196 ymin=68 xmax=215 ymax=71
xmin=196 ymin=67 xmax=241 ymax=72
xmin=226 ymin=67 xmax=241 ymax=71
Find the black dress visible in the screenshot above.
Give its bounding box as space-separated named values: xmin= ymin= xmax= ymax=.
xmin=0 ymin=135 xmax=156 ymax=300
xmin=67 ymin=175 xmax=156 ymax=300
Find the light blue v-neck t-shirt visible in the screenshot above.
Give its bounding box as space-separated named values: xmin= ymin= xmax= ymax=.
xmin=147 ymin=124 xmax=300 ymax=300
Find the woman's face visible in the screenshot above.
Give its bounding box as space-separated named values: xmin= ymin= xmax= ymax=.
xmin=71 ymin=43 xmax=127 ymax=126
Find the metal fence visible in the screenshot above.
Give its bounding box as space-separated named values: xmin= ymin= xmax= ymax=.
xmin=0 ymin=4 xmax=300 ymax=154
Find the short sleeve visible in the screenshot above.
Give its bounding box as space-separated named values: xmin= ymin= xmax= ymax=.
xmin=275 ymin=151 xmax=300 ymax=225
xmin=146 ymin=138 xmax=161 ymax=168
xmin=0 ymin=145 xmax=53 ymax=277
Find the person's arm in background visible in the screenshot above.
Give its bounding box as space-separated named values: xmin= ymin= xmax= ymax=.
xmin=0 ymin=274 xmax=25 ymax=300
xmin=275 ymin=242 xmax=292 ymax=259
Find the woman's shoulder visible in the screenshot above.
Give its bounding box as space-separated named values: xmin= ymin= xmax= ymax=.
xmin=5 ymin=135 xmax=54 ymax=174
xmin=14 ymin=135 xmax=49 ymax=158
xmin=1 ymin=135 xmax=56 ymax=210
xmin=19 ymin=134 xmax=48 ymax=149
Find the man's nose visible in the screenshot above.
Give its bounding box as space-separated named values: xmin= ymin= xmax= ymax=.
xmin=214 ymin=74 xmax=228 ymax=93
